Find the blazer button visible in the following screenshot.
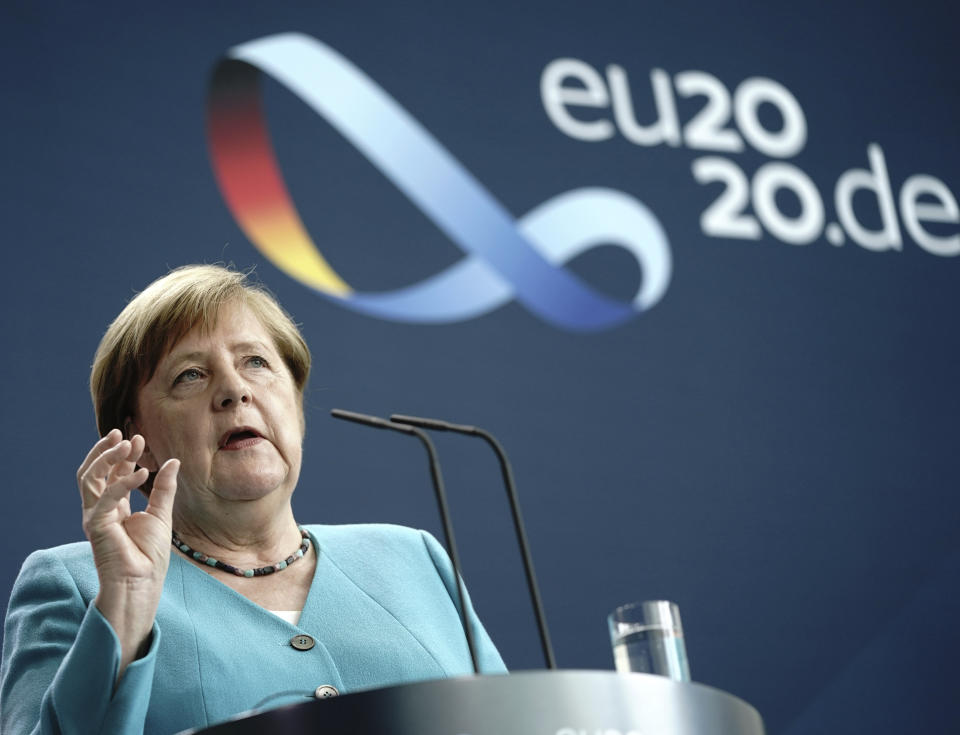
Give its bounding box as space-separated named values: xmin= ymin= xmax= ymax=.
xmin=314 ymin=685 xmax=339 ymax=699
xmin=290 ymin=634 xmax=315 ymax=651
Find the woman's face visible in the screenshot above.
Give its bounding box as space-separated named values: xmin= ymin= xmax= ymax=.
xmin=132 ymin=301 xmax=304 ymax=504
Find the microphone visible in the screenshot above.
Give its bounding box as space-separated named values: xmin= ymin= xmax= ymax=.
xmin=390 ymin=414 xmax=557 ymax=670
xmin=329 ymin=408 xmax=480 ymax=675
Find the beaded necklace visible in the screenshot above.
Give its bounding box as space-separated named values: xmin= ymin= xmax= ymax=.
xmin=171 ymin=526 xmax=311 ymax=578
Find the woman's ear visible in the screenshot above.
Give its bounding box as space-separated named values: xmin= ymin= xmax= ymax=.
xmin=124 ymin=417 xmax=159 ymax=472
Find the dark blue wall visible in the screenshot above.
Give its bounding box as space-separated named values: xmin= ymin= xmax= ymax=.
xmin=2 ymin=2 xmax=958 ymax=733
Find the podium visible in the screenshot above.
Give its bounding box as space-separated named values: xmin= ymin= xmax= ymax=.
xmin=187 ymin=670 xmax=765 ymax=735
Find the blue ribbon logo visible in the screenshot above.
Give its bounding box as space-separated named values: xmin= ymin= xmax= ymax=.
xmin=208 ymin=33 xmax=671 ymax=332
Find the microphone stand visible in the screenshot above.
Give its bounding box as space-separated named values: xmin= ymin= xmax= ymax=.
xmin=391 ymin=414 xmax=557 ymax=670
xmin=330 ymin=409 xmax=480 ymax=674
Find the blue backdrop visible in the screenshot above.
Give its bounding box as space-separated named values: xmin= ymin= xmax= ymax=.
xmin=2 ymin=2 xmax=958 ymax=733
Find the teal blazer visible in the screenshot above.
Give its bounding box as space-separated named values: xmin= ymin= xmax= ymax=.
xmin=1 ymin=524 xmax=506 ymax=734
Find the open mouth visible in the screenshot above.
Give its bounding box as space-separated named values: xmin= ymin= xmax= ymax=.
xmin=220 ymin=428 xmax=263 ymax=450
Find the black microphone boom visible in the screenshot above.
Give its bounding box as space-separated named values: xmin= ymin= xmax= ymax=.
xmin=329 ymin=409 xmax=480 ymax=675
xmin=390 ymin=413 xmax=557 ymax=670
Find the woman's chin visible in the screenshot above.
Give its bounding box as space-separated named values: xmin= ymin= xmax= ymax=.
xmin=212 ymin=470 xmax=291 ymax=503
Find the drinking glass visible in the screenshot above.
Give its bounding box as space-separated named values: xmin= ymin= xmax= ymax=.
xmin=608 ymin=600 xmax=690 ymax=681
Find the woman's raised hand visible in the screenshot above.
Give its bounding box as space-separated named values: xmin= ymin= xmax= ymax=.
xmin=77 ymin=429 xmax=179 ymax=678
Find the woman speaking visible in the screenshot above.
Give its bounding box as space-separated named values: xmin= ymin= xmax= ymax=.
xmin=0 ymin=265 xmax=504 ymax=734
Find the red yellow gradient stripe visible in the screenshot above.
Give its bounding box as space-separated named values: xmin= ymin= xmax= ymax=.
xmin=207 ymin=61 xmax=350 ymax=296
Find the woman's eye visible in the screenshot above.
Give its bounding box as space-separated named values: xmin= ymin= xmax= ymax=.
xmin=174 ymin=368 xmax=202 ymax=385
xmin=247 ymin=356 xmax=268 ymax=369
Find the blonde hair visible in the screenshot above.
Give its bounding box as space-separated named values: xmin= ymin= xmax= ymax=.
xmin=91 ymin=265 xmax=310 ymax=436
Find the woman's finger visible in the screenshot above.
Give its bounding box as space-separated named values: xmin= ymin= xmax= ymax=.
xmin=87 ymin=439 xmax=134 ymax=480
xmin=111 ymin=434 xmax=146 ymax=483
xmin=76 ymin=429 xmax=123 ymax=486
xmin=79 ymin=439 xmax=136 ymax=506
xmin=87 ymin=467 xmax=150 ymax=520
xmin=145 ymin=458 xmax=179 ymax=523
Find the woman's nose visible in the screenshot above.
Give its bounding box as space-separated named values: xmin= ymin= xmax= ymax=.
xmin=214 ymin=373 xmax=251 ymax=409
